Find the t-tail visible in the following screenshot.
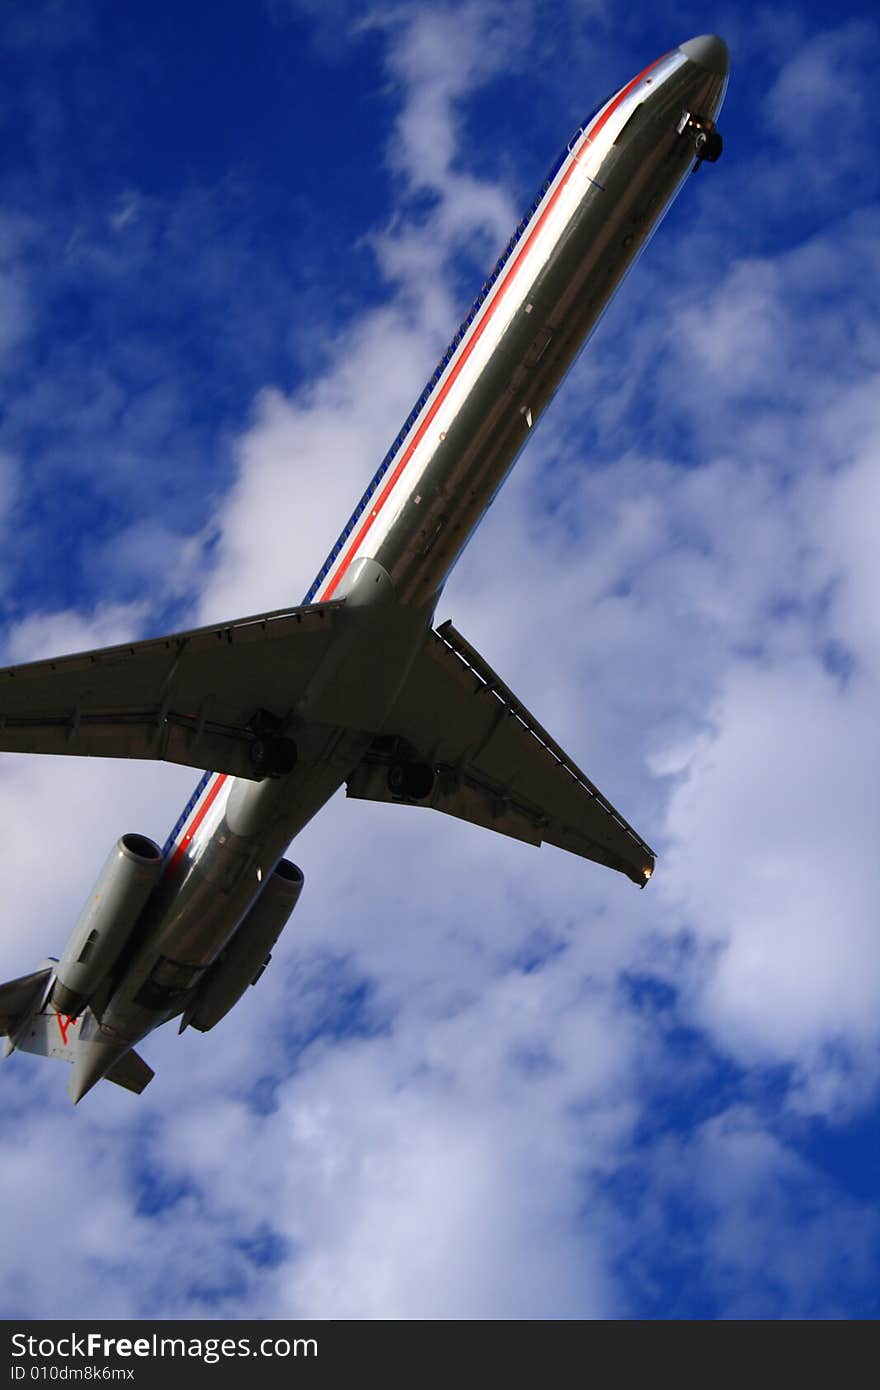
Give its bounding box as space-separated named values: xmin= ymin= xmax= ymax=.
xmin=0 ymin=963 xmax=154 ymax=1103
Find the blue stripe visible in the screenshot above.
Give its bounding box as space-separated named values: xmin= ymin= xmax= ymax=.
xmin=162 ymin=769 xmax=213 ymax=858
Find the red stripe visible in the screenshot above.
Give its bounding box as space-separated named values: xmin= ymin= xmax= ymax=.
xmin=320 ymin=52 xmax=665 ymax=602
xmin=165 ymin=773 xmax=228 ymax=875
xmin=582 ymin=55 xmax=666 ymax=146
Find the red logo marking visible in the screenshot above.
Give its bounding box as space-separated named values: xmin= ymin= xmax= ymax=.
xmin=57 ymin=1014 xmax=78 ymax=1046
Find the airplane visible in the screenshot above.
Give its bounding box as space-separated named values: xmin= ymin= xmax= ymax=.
xmin=0 ymin=35 xmax=728 ymax=1103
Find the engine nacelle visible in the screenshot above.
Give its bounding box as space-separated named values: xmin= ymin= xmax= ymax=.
xmin=52 ymin=834 xmax=163 ymax=1014
xmin=184 ymin=858 xmax=304 ymax=1033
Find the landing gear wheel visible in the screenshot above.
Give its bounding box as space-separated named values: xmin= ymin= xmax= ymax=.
xmin=249 ymin=734 xmax=297 ymax=778
xmin=387 ymin=762 xmax=435 ymax=801
xmin=694 ymin=129 xmax=723 ymax=163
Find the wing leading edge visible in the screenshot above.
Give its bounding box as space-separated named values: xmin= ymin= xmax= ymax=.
xmin=347 ymin=620 xmax=656 ymax=886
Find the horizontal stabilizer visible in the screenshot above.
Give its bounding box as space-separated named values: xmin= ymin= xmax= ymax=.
xmin=0 ymin=967 xmax=52 ymax=1037
xmin=8 ymin=1000 xmax=153 ymax=1097
xmin=348 ymin=620 xmax=655 ymax=886
xmin=104 ymin=1048 xmax=154 ymax=1095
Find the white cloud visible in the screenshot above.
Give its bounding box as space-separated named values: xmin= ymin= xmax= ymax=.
xmin=616 ymin=1105 xmax=880 ymax=1317
xmin=380 ymin=0 xmax=528 ymax=191
xmin=766 ymin=20 xmax=878 ymax=151
xmin=197 ymin=324 xmax=429 ymax=621
xmin=5 ymin=601 xmax=150 ymax=663
xmin=661 ymin=659 xmax=880 ymax=1083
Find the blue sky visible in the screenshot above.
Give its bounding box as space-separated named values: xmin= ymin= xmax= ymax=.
xmin=1 ymin=0 xmax=878 ymax=1319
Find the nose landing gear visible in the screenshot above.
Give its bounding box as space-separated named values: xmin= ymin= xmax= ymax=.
xmin=694 ymin=128 xmax=723 ymax=163
xmin=678 ymin=111 xmax=723 ymax=166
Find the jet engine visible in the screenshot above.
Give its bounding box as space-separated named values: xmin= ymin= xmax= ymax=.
xmin=51 ymin=833 xmax=163 ymax=1014
xmin=183 ymin=858 xmax=304 ymax=1033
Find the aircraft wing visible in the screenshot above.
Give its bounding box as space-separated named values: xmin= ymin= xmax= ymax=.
xmin=0 ymin=603 xmax=343 ymax=780
xmin=347 ymin=620 xmax=656 ymax=886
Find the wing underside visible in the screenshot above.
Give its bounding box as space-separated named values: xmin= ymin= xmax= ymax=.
xmin=0 ymin=600 xmax=653 ymax=884
xmin=347 ymin=620 xmax=655 ymax=886
xmin=0 ymin=603 xmax=343 ymax=779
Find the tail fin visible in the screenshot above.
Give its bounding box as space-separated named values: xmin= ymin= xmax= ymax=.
xmin=1 ymin=968 xmax=153 ymax=1099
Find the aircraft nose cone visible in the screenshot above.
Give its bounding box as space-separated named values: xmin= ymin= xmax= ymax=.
xmin=679 ymin=34 xmax=730 ymax=75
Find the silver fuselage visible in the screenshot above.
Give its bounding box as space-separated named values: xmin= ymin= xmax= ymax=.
xmin=87 ymin=46 xmax=727 ymax=1062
